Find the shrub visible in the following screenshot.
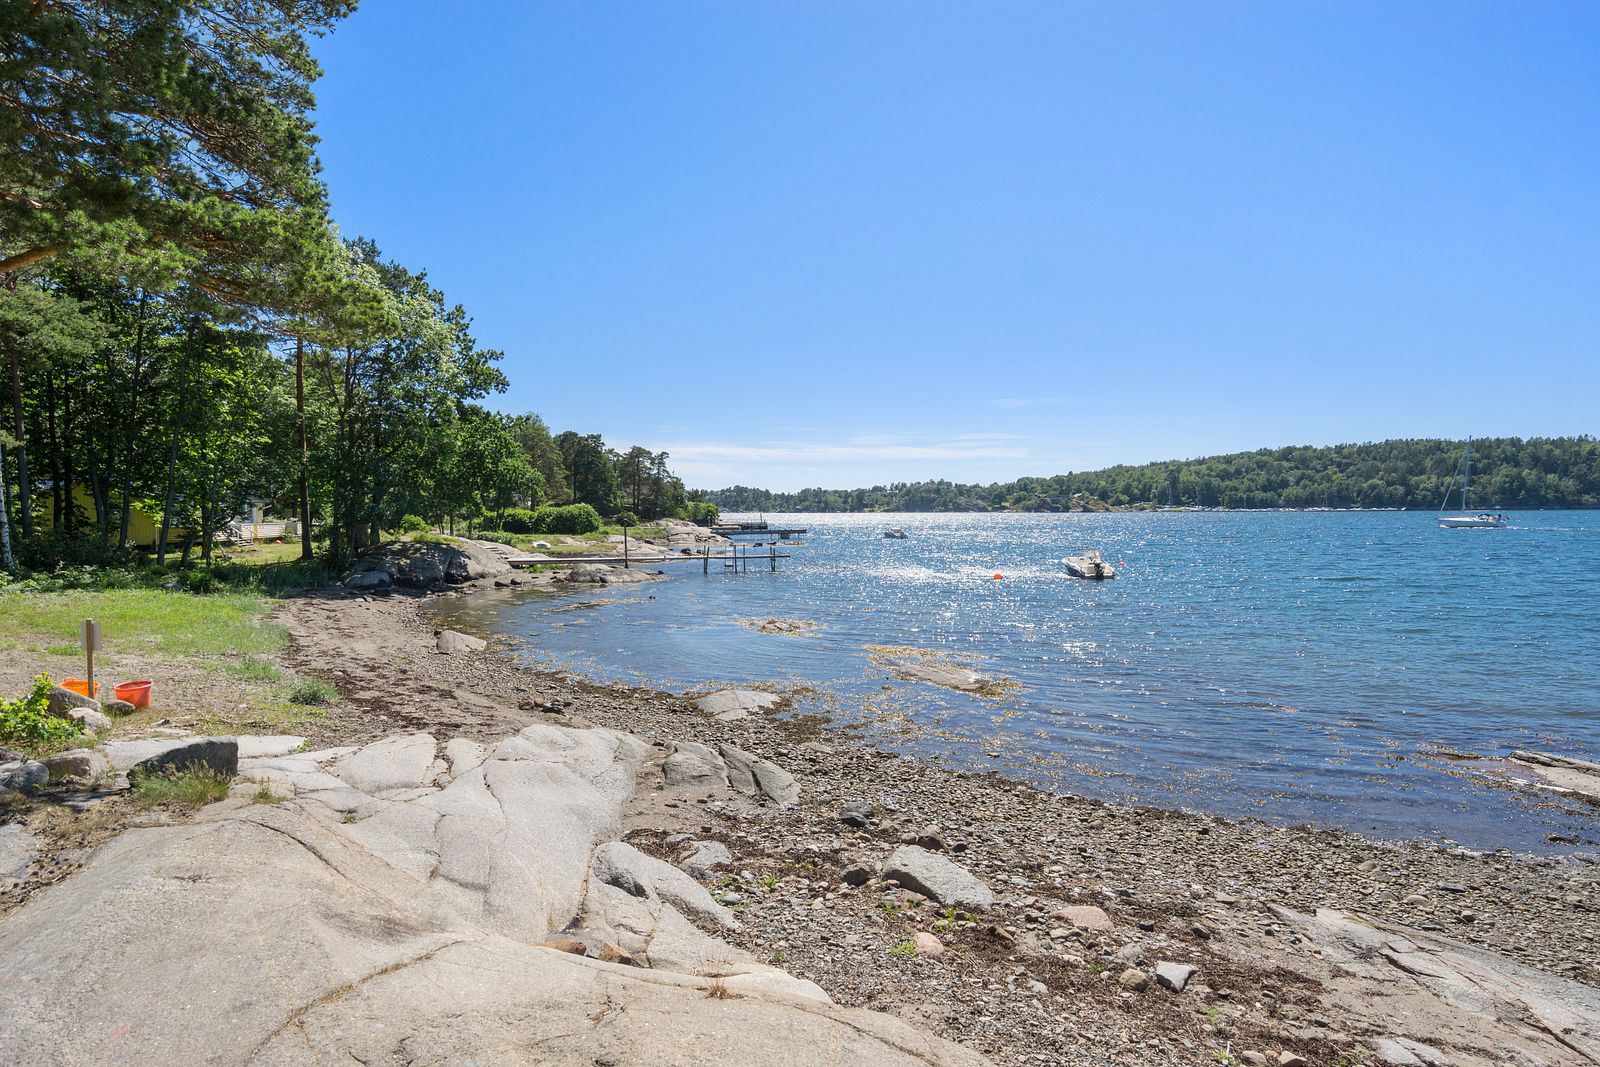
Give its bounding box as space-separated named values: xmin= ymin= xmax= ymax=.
xmin=0 ymin=673 xmax=86 ymax=751
xmin=131 ymin=766 xmax=232 ymax=809
xmin=687 ymin=500 xmax=720 ymax=525
xmin=176 ymin=568 xmax=217 ymax=594
xmin=612 ymin=510 xmax=639 ymax=528
xmin=287 ymin=677 xmax=338 ymax=706
xmin=498 ymin=507 xmax=540 ymax=534
xmin=399 ymin=514 xmax=430 ymax=533
xmin=472 ymin=530 xmax=518 ymax=546
xmin=530 ymin=503 xmax=603 ymax=535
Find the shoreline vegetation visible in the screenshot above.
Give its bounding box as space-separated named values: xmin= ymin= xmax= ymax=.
xmin=700 ymin=435 xmax=1600 ymax=513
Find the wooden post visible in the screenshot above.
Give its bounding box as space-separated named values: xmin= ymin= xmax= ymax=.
xmin=623 ymin=526 xmax=629 ymax=569
xmin=770 ymin=543 xmax=776 ymax=572
xmin=703 ymin=547 xmax=709 ymax=575
xmin=81 ymin=618 xmax=98 ymax=698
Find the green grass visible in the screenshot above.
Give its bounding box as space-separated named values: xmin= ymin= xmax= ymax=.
xmin=131 ymin=766 xmax=232 ymax=810
xmin=251 ymin=780 xmax=287 ymax=804
xmin=888 ymin=939 xmax=917 ymax=958
xmin=226 ymin=655 xmax=285 ymax=682
xmin=0 ymin=589 xmax=285 ymax=658
xmin=286 ymin=677 xmax=337 ymax=706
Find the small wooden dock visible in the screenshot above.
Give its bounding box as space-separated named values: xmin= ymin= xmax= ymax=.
xmin=711 ymin=525 xmax=807 ymax=538
xmin=507 ymin=544 xmax=793 ymax=573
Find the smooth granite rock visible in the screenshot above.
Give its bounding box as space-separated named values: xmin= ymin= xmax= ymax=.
xmin=435 ymin=629 xmax=487 ymax=654
xmin=693 ymin=689 xmax=780 ymax=717
xmin=0 ymin=722 xmax=988 ymax=1067
xmin=883 ymin=845 xmax=996 ymax=908
xmin=662 ymin=740 xmax=730 ymax=789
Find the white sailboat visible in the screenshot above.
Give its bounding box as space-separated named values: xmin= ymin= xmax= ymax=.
xmin=1438 ymin=438 xmax=1506 ymax=529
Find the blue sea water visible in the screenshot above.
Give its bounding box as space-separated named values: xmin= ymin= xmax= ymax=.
xmin=433 ymin=511 xmax=1600 ymax=853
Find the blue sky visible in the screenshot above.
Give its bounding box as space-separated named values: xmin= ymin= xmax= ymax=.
xmin=310 ymin=2 xmax=1599 ymax=491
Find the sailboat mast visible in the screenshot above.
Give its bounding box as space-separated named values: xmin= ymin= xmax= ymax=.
xmin=1462 ymin=437 xmax=1472 ymax=511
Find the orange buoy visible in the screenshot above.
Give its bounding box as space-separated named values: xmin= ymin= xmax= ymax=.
xmin=993 ymin=573 xmax=1004 ymax=580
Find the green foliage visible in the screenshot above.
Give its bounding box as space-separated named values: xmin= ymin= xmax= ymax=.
xmin=399 ymin=514 xmax=430 ymax=533
xmin=530 ymin=503 xmax=603 ymax=535
xmin=887 ymin=940 xmax=918 ymax=958
xmin=287 ymin=677 xmax=337 ymax=706
xmin=701 ymin=437 xmax=1600 ymax=512
xmin=0 ymin=673 xmax=85 ymax=751
xmin=471 ymin=530 xmax=518 ymax=546
xmin=612 ymin=510 xmax=639 ymax=528
xmin=686 ymin=499 xmax=720 ymax=525
xmin=496 ymin=507 xmax=541 ymax=534
xmin=131 ymin=766 xmax=232 ymax=810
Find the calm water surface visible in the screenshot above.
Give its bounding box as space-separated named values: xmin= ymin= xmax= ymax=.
xmin=431 ymin=511 xmax=1600 ymax=853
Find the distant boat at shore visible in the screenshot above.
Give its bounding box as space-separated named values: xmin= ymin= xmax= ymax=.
xmin=882 ymin=528 xmax=908 ymax=539
xmin=1438 ymin=438 xmax=1506 ymax=529
xmin=1063 ymin=549 xmax=1116 ymax=579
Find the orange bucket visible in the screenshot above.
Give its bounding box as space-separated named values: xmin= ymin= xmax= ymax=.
xmin=62 ymin=678 xmax=99 ymax=698
xmin=114 ymin=680 xmax=153 ymax=709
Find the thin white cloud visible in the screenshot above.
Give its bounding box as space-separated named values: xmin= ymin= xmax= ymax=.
xmin=661 ymin=440 xmax=1030 ymax=463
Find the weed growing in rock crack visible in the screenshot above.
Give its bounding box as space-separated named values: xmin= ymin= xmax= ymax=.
xmin=251 ymin=781 xmax=286 ymax=804
xmin=341 ymin=813 xmax=357 ymax=823
xmin=887 ymin=940 xmax=917 ymax=958
xmin=131 ymin=766 xmax=231 ymax=810
xmin=770 ymin=949 xmax=786 ymax=964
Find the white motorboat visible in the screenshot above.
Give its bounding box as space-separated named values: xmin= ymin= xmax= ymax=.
xmin=1063 ymin=549 xmax=1116 ymax=579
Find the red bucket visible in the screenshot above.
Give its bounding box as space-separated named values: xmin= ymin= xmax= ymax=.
xmin=113 ymin=680 xmax=152 ymax=709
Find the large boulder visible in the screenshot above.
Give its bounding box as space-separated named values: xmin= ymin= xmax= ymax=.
xmin=435 ymin=629 xmax=487 ymax=655
xmin=0 ymin=722 xmax=992 ymax=1066
xmin=106 ymin=737 xmax=238 ymax=781
xmin=717 ymin=743 xmax=800 ymax=807
xmin=42 ymin=749 xmax=108 ymax=783
xmin=0 ymin=760 xmax=48 ymax=796
xmin=66 ymin=707 xmax=111 ymax=736
xmin=661 ymin=740 xmax=730 ymax=789
xmin=883 ymin=845 xmax=996 ymax=908
xmin=44 ymin=685 xmax=99 ymax=719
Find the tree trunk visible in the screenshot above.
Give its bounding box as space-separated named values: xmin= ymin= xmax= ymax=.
xmin=0 ymin=440 xmax=14 ymax=571
xmin=295 ymin=333 xmax=312 ymax=560
xmin=46 ymin=371 xmax=61 ymax=530
xmin=8 ymin=341 xmax=32 ymax=540
xmin=118 ymin=289 xmax=149 ymax=549
xmin=156 ymin=330 xmax=194 ymax=566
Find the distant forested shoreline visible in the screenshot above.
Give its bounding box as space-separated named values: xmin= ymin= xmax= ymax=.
xmin=700 ymin=437 xmax=1599 ymax=513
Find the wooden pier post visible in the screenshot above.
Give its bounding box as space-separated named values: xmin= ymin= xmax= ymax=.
xmin=769 ymin=543 xmax=775 ymax=572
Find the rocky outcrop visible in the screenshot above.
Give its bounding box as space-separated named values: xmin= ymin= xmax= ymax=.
xmin=342 ymin=537 xmax=511 ymax=591
xmin=556 ymin=563 xmax=661 ymax=585
xmin=1268 ymin=904 xmax=1600 ymax=1064
xmin=883 ymin=845 xmax=996 ymax=908
xmin=0 ymin=723 xmax=986 ymax=1066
